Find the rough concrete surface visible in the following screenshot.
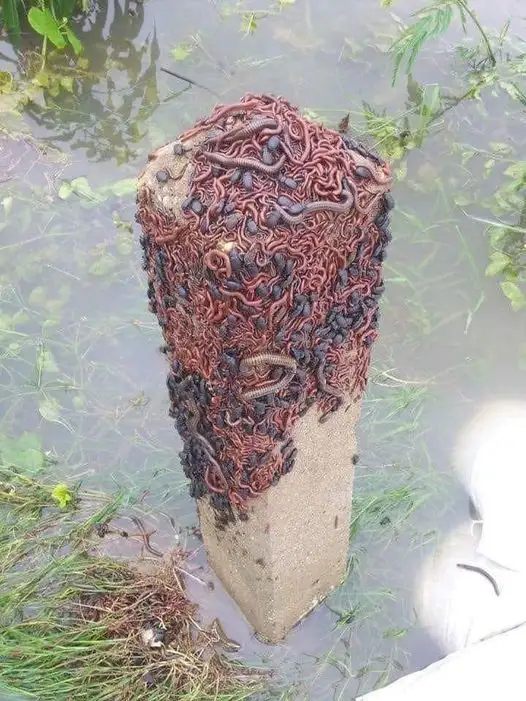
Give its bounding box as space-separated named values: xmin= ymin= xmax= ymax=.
xmin=198 ymin=397 xmax=360 ymax=643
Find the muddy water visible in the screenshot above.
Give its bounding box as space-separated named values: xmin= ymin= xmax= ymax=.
xmin=1 ymin=0 xmax=526 ymax=698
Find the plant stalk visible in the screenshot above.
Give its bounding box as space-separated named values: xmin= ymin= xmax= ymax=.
xmin=458 ymin=0 xmax=496 ymax=67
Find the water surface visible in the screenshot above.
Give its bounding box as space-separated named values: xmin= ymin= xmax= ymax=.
xmin=1 ymin=0 xmax=525 ymax=698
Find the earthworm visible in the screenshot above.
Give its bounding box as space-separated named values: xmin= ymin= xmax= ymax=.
xmin=137 ymin=92 xmax=394 ymax=521
xmin=205 ymin=460 xmax=229 ymax=493
xmin=202 ymin=151 xmax=286 ymax=176
xmin=203 ymin=249 xmax=232 ymax=277
xmin=129 ymin=516 xmax=163 ymax=558
xmin=456 ymin=563 xmax=500 ymax=596
xmin=316 ymin=363 xmax=343 ymax=398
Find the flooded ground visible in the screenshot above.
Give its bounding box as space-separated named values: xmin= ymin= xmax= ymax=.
xmin=1 ymin=0 xmax=526 ymax=698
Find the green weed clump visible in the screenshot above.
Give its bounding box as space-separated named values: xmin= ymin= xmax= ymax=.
xmin=0 ymin=433 xmax=261 ymax=701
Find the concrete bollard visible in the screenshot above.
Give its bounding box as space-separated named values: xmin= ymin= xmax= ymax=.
xmin=136 ymin=93 xmax=393 ymax=642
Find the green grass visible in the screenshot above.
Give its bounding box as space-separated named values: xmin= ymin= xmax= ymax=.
xmin=0 ymin=443 xmax=262 ymax=701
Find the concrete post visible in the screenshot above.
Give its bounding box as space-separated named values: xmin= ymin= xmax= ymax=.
xmin=136 ymin=93 xmax=393 ymax=643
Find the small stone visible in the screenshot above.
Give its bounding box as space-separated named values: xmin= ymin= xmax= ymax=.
xmin=156 ymin=170 xmax=169 ymax=183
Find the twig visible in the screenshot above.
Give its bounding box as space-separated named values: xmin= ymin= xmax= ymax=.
xmin=160 ymin=67 xmax=220 ymax=98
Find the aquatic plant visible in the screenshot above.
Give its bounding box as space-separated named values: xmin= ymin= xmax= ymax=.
xmin=1 ymin=0 xmax=83 ymax=55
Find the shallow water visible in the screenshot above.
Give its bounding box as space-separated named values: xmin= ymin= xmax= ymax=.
xmin=1 ymin=0 xmax=526 ymax=698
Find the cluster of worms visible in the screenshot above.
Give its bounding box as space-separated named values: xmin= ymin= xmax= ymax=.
xmin=136 ymin=93 xmax=394 ymax=527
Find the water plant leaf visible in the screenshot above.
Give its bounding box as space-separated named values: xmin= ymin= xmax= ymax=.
xmin=27 ymin=8 xmax=66 ymax=50
xmin=485 ymin=251 xmax=510 ymax=277
xmin=55 ymin=0 xmax=78 ymax=18
xmin=51 ymin=482 xmax=73 ymax=508
xmin=108 ymin=178 xmax=137 ymax=197
xmin=390 ymin=4 xmax=453 ymax=85
xmin=500 ymin=81 xmax=526 ymax=106
xmin=38 ymin=396 xmax=62 ymax=423
xmin=500 ymin=281 xmax=526 ymax=311
xmin=2 ymin=0 xmax=21 ymax=38
xmin=58 ymin=182 xmax=72 ymax=199
xmin=2 ymin=196 xmax=13 ymax=216
xmin=65 ymin=25 xmax=83 ymax=55
xmin=0 ymin=432 xmax=45 ymax=475
xmin=170 ymin=41 xmax=194 ymax=62
xmin=241 ymin=12 xmax=261 ymax=35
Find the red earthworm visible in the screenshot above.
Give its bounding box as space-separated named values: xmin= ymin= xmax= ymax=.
xmin=129 ymin=516 xmax=163 ymax=558
xmin=137 ymin=93 xmax=392 ymax=516
xmin=200 ymin=98 xmax=261 ymax=124
xmin=193 ymin=163 xmax=214 ymax=185
xmin=229 ymin=490 xmax=247 ymax=508
xmin=218 ymin=288 xmax=261 ymax=307
xmin=202 ymin=152 xmax=286 ymax=176
xmin=316 ymin=363 xmax=343 ymax=398
xmin=203 ymin=249 xmax=232 ymax=277
xmin=205 ymin=462 xmax=229 ymax=493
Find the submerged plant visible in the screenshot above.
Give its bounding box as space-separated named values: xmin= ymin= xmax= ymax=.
xmin=390 ymin=0 xmax=496 ymax=85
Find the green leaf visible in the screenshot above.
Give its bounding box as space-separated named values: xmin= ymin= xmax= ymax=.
xmin=241 ymin=12 xmax=260 ymax=35
xmin=406 ymin=73 xmax=423 ymax=105
xmin=0 ymin=432 xmax=45 ymax=475
xmin=70 ymin=176 xmax=103 ymax=202
xmin=36 ymin=344 xmax=59 ymax=375
xmin=88 ymin=253 xmax=117 ymax=276
xmin=500 ymin=80 xmax=526 ymax=106
xmin=2 ymin=0 xmax=21 ymax=38
xmin=39 ymin=396 xmax=61 ymax=423
xmin=64 ymin=25 xmax=83 ymax=55
xmin=390 ymin=5 xmax=453 ymax=84
xmin=109 ymin=178 xmax=137 ymax=197
xmin=500 ymin=281 xmax=526 ymax=311
xmin=503 ymin=162 xmax=526 ymax=182
xmin=2 ymin=196 xmax=13 ymax=216
xmin=483 ymin=158 xmax=495 ymax=178
xmin=54 ymin=0 xmax=78 ymax=18
xmin=58 ymin=182 xmax=72 ymax=200
xmin=51 ymin=483 xmax=73 ymax=508
xmin=27 ymin=7 xmax=66 ymax=49
xmin=0 ymin=70 xmax=14 ymax=93
xmin=485 ymin=251 xmax=510 ymax=277
xmin=421 ymin=84 xmax=440 ymax=115
xmin=170 ymin=42 xmax=194 ymax=62
xmin=60 ymin=75 xmax=74 ymax=92
xmin=489 ymin=142 xmax=513 ymax=156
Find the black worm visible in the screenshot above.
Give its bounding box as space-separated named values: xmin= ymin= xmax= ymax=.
xmin=456 ymin=563 xmax=500 ymax=596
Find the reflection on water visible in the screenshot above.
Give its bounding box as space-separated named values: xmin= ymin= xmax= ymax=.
xmin=1 ymin=0 xmax=526 ymax=698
